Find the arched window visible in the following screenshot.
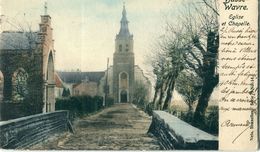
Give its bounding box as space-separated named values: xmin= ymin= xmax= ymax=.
xmin=47 ymin=52 xmax=54 ymax=84
xmin=125 ymin=44 xmax=129 ymax=52
xmin=45 ymin=51 xmax=55 ymax=112
xmin=121 ymin=72 xmax=127 ymax=79
xmin=120 ymin=72 xmax=128 ymax=89
xmin=12 ymin=68 xmax=28 ymax=102
xmin=0 ymin=71 xmax=3 ymax=102
xmin=119 ymin=44 xmax=122 ymax=52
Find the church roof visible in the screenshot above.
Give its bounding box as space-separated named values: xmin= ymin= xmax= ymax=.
xmin=57 ymin=71 xmax=105 ymax=84
xmin=55 ymin=73 xmax=64 ymax=88
xmin=0 ymin=31 xmax=38 ymax=50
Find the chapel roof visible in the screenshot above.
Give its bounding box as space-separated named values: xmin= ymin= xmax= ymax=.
xmin=0 ymin=31 xmax=38 ymax=50
xmin=55 ymin=73 xmax=64 ymax=88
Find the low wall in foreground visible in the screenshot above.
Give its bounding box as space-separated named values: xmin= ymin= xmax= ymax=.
xmin=148 ymin=111 xmax=218 ymax=150
xmin=0 ymin=110 xmax=69 ymax=149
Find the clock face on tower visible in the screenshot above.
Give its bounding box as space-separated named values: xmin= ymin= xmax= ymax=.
xmin=13 ymin=69 xmax=29 ymax=102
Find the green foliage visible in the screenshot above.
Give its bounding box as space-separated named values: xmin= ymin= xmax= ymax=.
xmin=0 ymin=49 xmax=44 ymax=118
xmin=105 ymin=96 xmax=114 ymax=107
xmin=180 ymin=111 xmax=194 ymax=123
xmin=18 ymin=54 xmax=44 ymax=116
xmin=55 ymin=95 xmax=104 ymax=120
xmin=205 ymin=106 xmax=218 ymax=134
xmin=172 ymin=106 xmax=218 ymax=135
xmin=144 ymin=102 xmax=154 ymax=116
xmin=62 ymin=88 xmax=71 ymax=97
xmin=132 ymin=81 xmax=149 ymax=110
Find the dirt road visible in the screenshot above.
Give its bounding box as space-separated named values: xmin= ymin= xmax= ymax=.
xmin=31 ymin=103 xmax=161 ymax=150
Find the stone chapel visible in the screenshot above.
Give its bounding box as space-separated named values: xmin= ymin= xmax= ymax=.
xmin=0 ymin=9 xmax=56 ymax=120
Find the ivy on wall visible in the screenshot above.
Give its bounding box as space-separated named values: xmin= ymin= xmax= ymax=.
xmin=1 ymin=50 xmax=44 ymax=117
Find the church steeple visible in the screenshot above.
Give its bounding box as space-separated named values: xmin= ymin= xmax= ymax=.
xmin=113 ymin=2 xmax=135 ymax=104
xmin=44 ymin=2 xmax=48 ymax=15
xmin=118 ymin=3 xmax=130 ymax=37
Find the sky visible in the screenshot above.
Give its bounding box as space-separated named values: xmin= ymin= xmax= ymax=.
xmin=0 ymin=0 xmax=219 ymax=103
xmin=0 ymin=0 xmax=182 ymax=73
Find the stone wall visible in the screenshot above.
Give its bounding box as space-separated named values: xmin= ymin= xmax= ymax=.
xmin=0 ymin=110 xmax=69 ymax=149
xmin=0 ymin=103 xmax=27 ymax=121
xmin=148 ymin=111 xmax=218 ymax=150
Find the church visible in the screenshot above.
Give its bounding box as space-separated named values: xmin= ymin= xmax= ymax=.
xmin=0 ymin=4 xmax=151 ymax=120
xmin=112 ymin=4 xmax=135 ymax=103
xmin=58 ymin=4 xmax=151 ymax=103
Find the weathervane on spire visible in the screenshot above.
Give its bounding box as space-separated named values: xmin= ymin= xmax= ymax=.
xmin=44 ymin=1 xmax=48 ymax=15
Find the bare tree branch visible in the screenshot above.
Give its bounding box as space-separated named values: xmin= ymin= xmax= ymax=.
xmin=183 ymin=55 xmax=202 ymax=76
xmin=202 ymin=0 xmax=219 ymax=16
xmin=187 ymin=49 xmax=203 ymax=68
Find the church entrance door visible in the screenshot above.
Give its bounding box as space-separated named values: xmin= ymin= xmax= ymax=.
xmin=120 ymin=90 xmax=127 ymax=103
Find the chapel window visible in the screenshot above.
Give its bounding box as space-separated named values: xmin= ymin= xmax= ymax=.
xmin=12 ymin=68 xmax=29 ymax=102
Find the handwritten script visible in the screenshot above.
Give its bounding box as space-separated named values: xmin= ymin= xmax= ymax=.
xmin=219 ymin=0 xmax=258 ymax=150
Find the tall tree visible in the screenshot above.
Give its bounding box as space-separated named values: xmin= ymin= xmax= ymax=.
xmin=149 ymin=0 xmax=219 ymax=126
xmin=150 ymin=34 xmax=185 ymax=110
xmin=175 ymin=70 xmax=202 ymax=113
xmin=133 ymin=81 xmax=148 ymax=108
xmin=181 ymin=0 xmax=219 ymax=126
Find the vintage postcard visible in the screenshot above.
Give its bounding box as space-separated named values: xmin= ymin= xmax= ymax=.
xmin=0 ymin=0 xmax=258 ymax=151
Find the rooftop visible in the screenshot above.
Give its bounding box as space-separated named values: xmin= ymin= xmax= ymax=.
xmin=57 ymin=71 xmax=105 ymax=85
xmin=0 ymin=31 xmax=39 ymax=50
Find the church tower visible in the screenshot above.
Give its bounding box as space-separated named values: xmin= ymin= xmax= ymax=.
xmin=113 ymin=4 xmax=135 ymax=103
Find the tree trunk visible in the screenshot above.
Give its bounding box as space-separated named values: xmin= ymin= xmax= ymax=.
xmin=187 ymin=103 xmax=193 ymax=122
xmin=188 ymin=102 xmax=193 ymax=113
xmin=152 ymin=87 xmax=159 ymax=107
xmin=193 ymin=79 xmax=216 ymax=126
xmin=162 ymin=76 xmax=175 ymax=110
xmin=156 ymin=76 xmax=171 ymax=110
xmin=156 ymin=87 xmax=164 ymax=110
xmin=193 ymin=31 xmax=219 ymax=127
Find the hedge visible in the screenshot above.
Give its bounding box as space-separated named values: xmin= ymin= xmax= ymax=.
xmin=55 ymin=95 xmax=104 ymax=120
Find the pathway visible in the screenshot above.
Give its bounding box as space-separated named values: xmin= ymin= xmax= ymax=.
xmin=30 ymin=103 xmax=161 ymax=150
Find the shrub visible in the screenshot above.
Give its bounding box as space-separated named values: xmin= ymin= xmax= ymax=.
xmin=144 ymin=102 xmax=154 ymax=116
xmin=181 ymin=111 xmax=193 ymax=124
xmin=105 ymin=97 xmax=114 ymax=107
xmin=205 ymin=106 xmax=218 ymax=135
xmin=170 ymin=106 xmax=218 ymax=135
xmin=55 ymin=95 xmax=104 ymax=121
